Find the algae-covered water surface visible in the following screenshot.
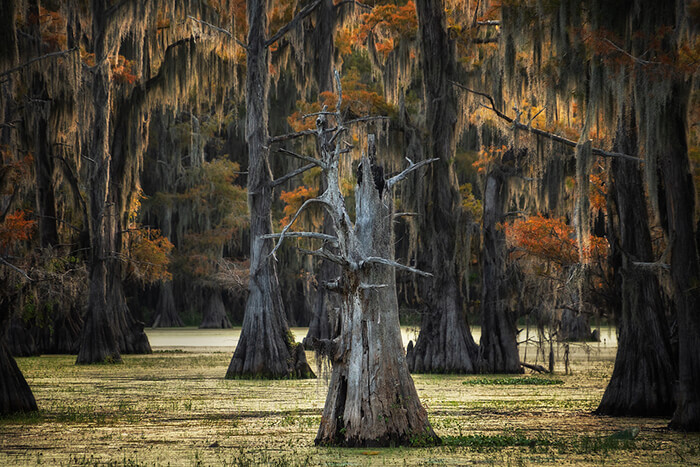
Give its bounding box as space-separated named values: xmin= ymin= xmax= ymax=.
xmin=1 ymin=327 xmax=698 ymax=466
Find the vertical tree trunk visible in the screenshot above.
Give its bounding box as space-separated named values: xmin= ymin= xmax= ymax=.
xmin=315 ymin=137 xmax=438 ymax=446
xmin=661 ymin=79 xmax=700 ymax=430
xmin=152 ymin=281 xmax=183 ymax=327
xmin=77 ymin=1 xmax=121 ymax=364
xmin=226 ymin=0 xmax=312 ymax=379
xmin=596 ymin=109 xmax=675 ymax=416
xmin=408 ymin=0 xmax=478 ymax=373
xmin=200 ymin=288 xmax=232 ymax=329
xmin=0 ymin=334 xmax=37 ymax=415
xmin=479 ymin=168 xmax=522 ymax=373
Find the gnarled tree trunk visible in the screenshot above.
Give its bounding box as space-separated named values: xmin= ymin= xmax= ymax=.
xmin=596 ymin=109 xmax=675 ymax=417
xmin=408 ymin=0 xmax=478 ymax=374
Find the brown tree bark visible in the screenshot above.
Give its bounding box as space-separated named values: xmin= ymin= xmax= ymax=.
xmin=408 ymin=0 xmax=478 ymax=374
xmin=479 ymin=167 xmax=522 ymax=373
xmin=225 ymin=0 xmax=313 ymax=379
xmin=152 ymin=281 xmax=183 ymax=328
xmin=0 ymin=296 xmax=37 ymax=415
xmin=200 ymin=288 xmax=232 ymax=329
xmin=596 ymin=109 xmax=675 ymax=417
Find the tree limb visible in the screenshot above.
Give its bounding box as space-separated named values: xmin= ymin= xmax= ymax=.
xmin=363 ymin=256 xmax=432 ymax=277
xmin=261 ymin=232 xmax=338 ymax=244
xmin=270 ymin=197 xmax=332 ymax=259
xmin=188 ymin=15 xmax=248 ymax=49
xmin=270 ymin=163 xmax=316 ymax=188
xmin=386 ymin=157 xmax=440 ymax=189
xmin=277 ymin=148 xmax=327 ymax=169
xmin=451 ymin=81 xmax=643 ymax=162
xmin=268 ymin=129 xmax=318 ymax=144
xmin=265 ymin=0 xmax=323 ymax=48
xmin=521 ymin=361 xmax=550 ymax=373
xmin=298 ymin=248 xmax=349 ymax=267
xmin=0 ymin=48 xmax=78 ymax=80
xmin=0 ymin=256 xmax=32 ymax=282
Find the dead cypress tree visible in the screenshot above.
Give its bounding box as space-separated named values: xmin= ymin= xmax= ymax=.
xmin=269 ymin=73 xmax=438 ymax=445
xmin=225 ymin=0 xmax=320 ymax=379
xmin=595 ymin=105 xmax=675 ymax=417
xmin=408 ymin=0 xmax=479 ymax=374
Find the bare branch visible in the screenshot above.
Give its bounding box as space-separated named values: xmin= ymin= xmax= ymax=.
xmin=268 ymin=129 xmax=318 ymax=144
xmin=476 ymin=20 xmax=500 ymax=26
xmin=0 ymin=47 xmax=78 ymax=80
xmin=604 ymin=39 xmax=659 ymax=65
xmin=188 ymin=15 xmax=248 ymax=49
xmin=363 ymin=256 xmax=432 ymax=277
xmin=265 ymin=0 xmax=322 ymax=48
xmin=451 ymin=81 xmax=643 ymax=163
xmin=393 ymin=212 xmax=418 ymax=219
xmin=270 ymin=163 xmax=316 ymax=188
xmin=359 ymin=282 xmax=389 ymax=290
xmin=386 ymin=157 xmax=440 ymax=189
xmin=277 ymin=148 xmax=326 ymax=169
xmin=270 ymin=197 xmax=332 ymax=259
xmin=261 ymin=232 xmax=338 ymax=244
xmin=298 ymin=248 xmax=348 ymax=267
xmin=0 ymin=256 xmax=32 ymax=282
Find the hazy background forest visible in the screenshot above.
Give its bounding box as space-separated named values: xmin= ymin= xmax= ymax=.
xmin=1 ymin=0 xmax=700 ymax=463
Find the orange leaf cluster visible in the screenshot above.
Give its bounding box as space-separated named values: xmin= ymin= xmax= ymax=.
xmin=355 ymin=1 xmax=418 ymax=56
xmin=279 ymin=185 xmax=319 ymax=228
xmin=126 ymin=228 xmax=174 ymax=283
xmin=0 ymin=210 xmax=36 ymax=251
xmin=27 ymin=6 xmax=67 ymax=52
xmin=506 ymin=214 xmax=608 ymax=267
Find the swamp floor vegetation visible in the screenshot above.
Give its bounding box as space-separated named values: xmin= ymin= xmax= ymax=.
xmin=1 ymin=331 xmax=699 ymax=465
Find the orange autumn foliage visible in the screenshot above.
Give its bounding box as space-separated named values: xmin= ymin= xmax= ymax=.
xmin=279 ymin=185 xmax=319 ymax=228
xmin=355 ymin=1 xmax=418 ymax=57
xmin=0 ymin=210 xmax=35 ymax=251
xmin=506 ymin=214 xmax=608 ymax=267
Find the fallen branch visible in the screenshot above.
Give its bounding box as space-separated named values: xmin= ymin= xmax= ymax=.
xmin=521 ymin=361 xmax=549 ymax=373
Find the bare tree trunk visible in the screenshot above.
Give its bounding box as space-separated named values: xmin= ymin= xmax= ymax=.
xmin=596 ymin=109 xmax=675 ymax=417
xmin=408 ymin=0 xmax=478 ymax=373
xmin=200 ymin=288 xmax=232 ymax=329
xmin=479 ymin=168 xmax=521 ymax=373
xmin=225 ymin=0 xmax=312 ymax=379
xmin=152 ymin=281 xmax=183 ymax=327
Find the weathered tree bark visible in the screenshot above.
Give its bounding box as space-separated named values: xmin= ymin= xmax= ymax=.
xmin=596 ymin=109 xmax=675 ymax=417
xmin=660 ymin=79 xmax=700 ymax=431
xmin=408 ymin=0 xmax=478 ymax=373
xmin=199 ymin=288 xmax=232 ymax=329
xmin=152 ymin=281 xmax=183 ymax=328
xmin=0 ymin=298 xmax=37 ymax=415
xmin=225 ymin=0 xmax=313 ymax=379
xmin=479 ymin=167 xmax=522 ymax=373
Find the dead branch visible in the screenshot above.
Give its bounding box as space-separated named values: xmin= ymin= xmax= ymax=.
xmin=277 ymin=148 xmax=327 ymax=169
xmin=265 ymin=0 xmax=323 ymax=48
xmin=270 ymin=162 xmax=316 ymax=188
xmin=0 ymin=47 xmax=78 ymax=80
xmin=451 ymin=81 xmax=643 ymax=163
xmin=521 ymin=361 xmax=550 ymax=373
xmin=386 ymin=157 xmax=440 ymax=189
xmin=270 ymin=197 xmax=333 ymax=259
xmin=0 ymin=256 xmax=33 ymax=282
xmin=363 ymin=256 xmax=432 ymax=278
xmin=476 ymin=20 xmax=500 ymax=26
xmin=269 ymin=129 xmax=318 ymax=144
xmin=261 ymin=232 xmax=338 ymax=245
xmin=298 ymin=248 xmax=349 ymax=267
